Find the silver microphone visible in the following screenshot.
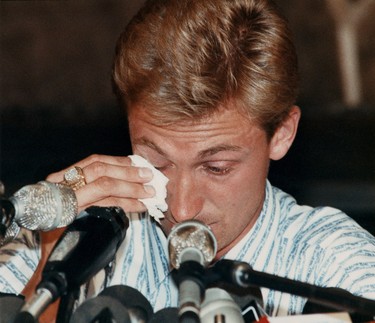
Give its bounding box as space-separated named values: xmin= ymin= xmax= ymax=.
xmin=200 ymin=288 xmax=245 ymax=323
xmin=0 ymin=181 xmax=77 ymax=245
xmin=168 ymin=220 xmax=217 ymax=323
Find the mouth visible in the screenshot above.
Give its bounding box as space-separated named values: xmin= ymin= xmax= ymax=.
xmin=161 ymin=216 xmax=218 ymax=233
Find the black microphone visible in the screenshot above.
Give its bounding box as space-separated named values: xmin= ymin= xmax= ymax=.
xmin=210 ymin=259 xmax=375 ymax=318
xmin=14 ymin=206 xmax=129 ymax=322
xmin=303 ymin=289 xmax=375 ymax=323
xmin=0 ymin=293 xmax=25 ymax=323
xmin=0 ymin=181 xmax=78 ymax=246
xmin=70 ymin=295 xmax=130 ymax=323
xmin=70 ymin=285 xmax=153 ymax=323
xmin=148 ymin=307 xmax=179 ymax=323
xmin=168 ymin=220 xmax=217 ymax=323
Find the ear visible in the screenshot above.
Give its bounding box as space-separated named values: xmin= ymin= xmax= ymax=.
xmin=269 ymin=105 xmax=301 ymax=161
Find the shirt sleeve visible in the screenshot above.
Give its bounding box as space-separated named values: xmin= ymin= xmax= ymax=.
xmin=0 ymin=229 xmax=41 ymax=295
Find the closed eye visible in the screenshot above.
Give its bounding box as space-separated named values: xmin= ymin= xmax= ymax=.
xmin=154 ymin=165 xmax=171 ymax=172
xmin=203 ymin=165 xmax=232 ymax=176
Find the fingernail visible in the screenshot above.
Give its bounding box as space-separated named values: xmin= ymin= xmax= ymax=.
xmin=139 ymin=167 xmax=153 ymax=179
xmin=144 ymin=185 xmax=155 ymax=195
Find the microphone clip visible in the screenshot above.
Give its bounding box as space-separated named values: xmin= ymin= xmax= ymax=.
xmin=172 ymin=260 xmax=206 ymax=297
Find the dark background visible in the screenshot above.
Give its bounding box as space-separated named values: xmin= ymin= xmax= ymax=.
xmin=1 ymin=1 xmax=374 ymax=234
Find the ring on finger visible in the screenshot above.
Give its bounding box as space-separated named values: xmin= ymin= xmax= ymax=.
xmin=61 ymin=166 xmax=87 ymax=191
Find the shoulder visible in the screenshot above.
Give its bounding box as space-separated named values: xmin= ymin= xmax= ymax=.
xmin=271 ymin=184 xmax=374 ymax=247
xmin=269 ymin=185 xmax=375 ymax=297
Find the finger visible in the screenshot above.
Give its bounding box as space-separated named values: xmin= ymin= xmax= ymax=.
xmin=75 ymin=178 xmax=155 ymax=209
xmin=47 ymin=155 xmax=134 ymax=182
xmin=82 ymin=161 xmax=153 ymax=185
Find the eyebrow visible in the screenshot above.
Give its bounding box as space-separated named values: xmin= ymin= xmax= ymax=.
xmin=134 ymin=138 xmax=167 ymax=157
xmin=134 ymin=137 xmax=243 ymax=159
xmin=197 ymin=144 xmax=243 ymax=159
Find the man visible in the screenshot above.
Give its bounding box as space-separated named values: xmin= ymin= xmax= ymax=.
xmin=1 ymin=0 xmax=375 ymax=319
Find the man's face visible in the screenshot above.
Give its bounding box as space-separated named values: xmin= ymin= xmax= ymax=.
xmin=128 ymin=106 xmax=272 ymax=259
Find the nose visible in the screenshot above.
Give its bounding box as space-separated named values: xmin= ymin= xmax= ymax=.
xmin=166 ymin=172 xmax=203 ymax=223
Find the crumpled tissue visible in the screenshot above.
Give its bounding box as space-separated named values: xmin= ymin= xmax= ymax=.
xmin=129 ymin=155 xmax=168 ymax=223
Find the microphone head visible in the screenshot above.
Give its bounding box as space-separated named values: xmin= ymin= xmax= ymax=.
xmin=99 ymin=285 xmax=153 ymax=321
xmin=167 ymin=220 xmax=217 ymax=269
xmin=0 ymin=293 xmax=25 ymax=323
xmin=70 ymin=295 xmax=131 ymax=323
xmin=148 ymin=307 xmax=179 ymax=323
xmin=11 ymin=181 xmax=77 ymax=231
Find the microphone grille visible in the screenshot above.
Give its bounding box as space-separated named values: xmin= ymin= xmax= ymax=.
xmin=12 ymin=181 xmax=78 ymax=230
xmin=168 ymin=220 xmax=217 ymax=269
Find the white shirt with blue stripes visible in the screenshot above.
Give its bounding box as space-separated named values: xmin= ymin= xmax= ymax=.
xmin=1 ymin=181 xmax=374 ymax=316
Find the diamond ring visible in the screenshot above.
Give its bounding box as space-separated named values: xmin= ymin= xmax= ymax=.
xmin=61 ymin=166 xmax=87 ymax=191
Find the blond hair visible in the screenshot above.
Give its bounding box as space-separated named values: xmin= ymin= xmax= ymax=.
xmin=113 ymin=0 xmax=298 ymax=139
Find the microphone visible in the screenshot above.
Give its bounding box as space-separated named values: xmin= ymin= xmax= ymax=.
xmin=210 ymin=259 xmax=375 ymax=318
xmin=200 ymin=288 xmax=245 ymax=323
xmin=168 ymin=220 xmax=217 ymax=323
xmin=303 ymin=290 xmax=375 ymax=323
xmin=70 ymin=296 xmax=130 ymax=323
xmin=70 ymin=285 xmax=153 ymax=323
xmin=205 ymin=280 xmax=265 ymax=322
xmin=0 ymin=181 xmax=77 ymax=245
xmin=15 ymin=206 xmax=129 ymax=322
xmin=148 ymin=308 xmax=179 ymax=323
xmin=0 ymin=293 xmax=25 ymax=323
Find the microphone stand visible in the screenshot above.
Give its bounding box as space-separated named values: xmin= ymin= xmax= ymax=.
xmin=56 ymin=288 xmax=79 ymax=323
xmin=15 ymin=206 xmax=128 ymax=322
xmin=207 ymin=260 xmax=375 ymax=318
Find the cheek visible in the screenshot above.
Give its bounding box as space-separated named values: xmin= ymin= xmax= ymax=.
xmin=220 ymin=169 xmax=261 ymax=200
xmin=213 ymin=165 xmax=268 ymax=222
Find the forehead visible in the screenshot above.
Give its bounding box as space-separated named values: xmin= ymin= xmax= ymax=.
xmin=127 ymin=96 xmax=255 ymax=125
xmin=128 ymin=104 xmax=256 ymax=135
xmin=128 ymin=105 xmax=268 ymax=158
xmin=128 ymin=99 xmax=256 ymax=125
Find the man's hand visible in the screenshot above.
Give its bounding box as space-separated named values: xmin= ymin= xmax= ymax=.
xmin=47 ymin=154 xmax=155 ymax=214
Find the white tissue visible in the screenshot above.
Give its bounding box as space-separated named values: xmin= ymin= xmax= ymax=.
xmin=129 ymin=155 xmax=169 ymax=223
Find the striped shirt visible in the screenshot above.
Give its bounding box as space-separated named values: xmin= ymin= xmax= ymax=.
xmin=1 ymin=181 xmax=374 ymax=316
